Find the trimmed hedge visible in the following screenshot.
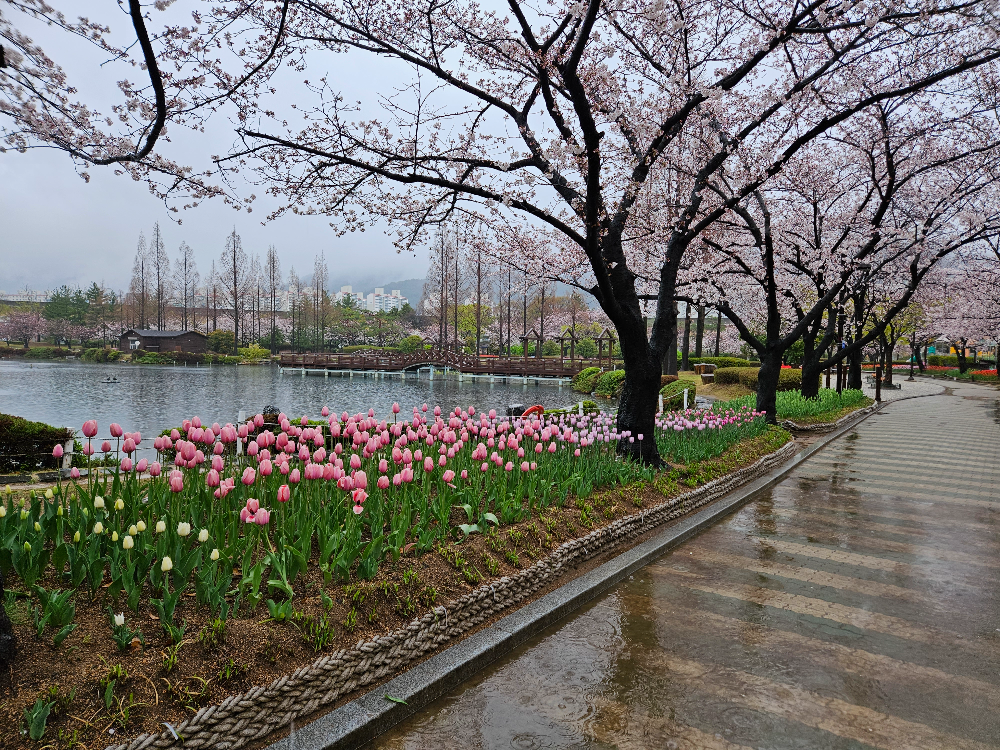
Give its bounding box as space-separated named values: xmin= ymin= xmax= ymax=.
xmin=81 ymin=348 xmax=123 ymax=363
xmin=715 ymin=367 xmax=804 ymax=391
xmin=926 ymin=354 xmax=962 ymax=367
xmin=0 ymin=413 xmax=73 ymax=473
xmin=661 ymin=374 xmax=678 ymax=387
xmin=689 ymin=356 xmax=758 ymax=368
xmin=593 ymin=369 xmax=626 ymax=398
xmin=571 ymin=366 xmax=603 ymax=393
xmin=660 ymin=379 xmax=696 ymax=410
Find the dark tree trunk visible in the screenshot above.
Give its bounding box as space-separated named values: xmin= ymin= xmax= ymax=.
xmin=955 ymin=339 xmax=969 ymax=373
xmin=755 ymin=347 xmax=784 ymax=424
xmin=616 ymin=360 xmax=663 ymax=465
xmin=695 ymin=305 xmax=705 ymax=358
xmin=916 ymin=342 xmax=925 ymax=372
xmin=714 ymin=311 xmax=722 ymax=356
xmin=681 ymin=305 xmax=692 ymax=371
xmin=848 ymin=345 xmax=863 ymax=390
xmin=801 ymin=355 xmax=824 ymax=399
xmin=664 ymin=302 xmax=678 ymax=376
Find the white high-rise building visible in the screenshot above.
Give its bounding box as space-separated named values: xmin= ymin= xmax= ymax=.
xmin=334 ymin=285 xmax=366 ymax=307
xmin=366 ymin=288 xmax=409 ymax=312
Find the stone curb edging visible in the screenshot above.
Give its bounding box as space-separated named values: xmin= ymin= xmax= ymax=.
xmin=780 ymin=401 xmax=881 ymax=433
xmin=106 ymin=439 xmax=798 ymax=750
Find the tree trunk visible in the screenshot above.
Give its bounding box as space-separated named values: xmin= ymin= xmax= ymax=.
xmin=681 ymin=304 xmax=692 ymax=371
xmin=615 ymin=361 xmax=663 ymax=465
xmin=801 ymin=353 xmax=823 ymax=399
xmin=848 ymin=347 xmax=863 ymax=390
xmin=663 ymin=302 xmax=678 ymax=376
xmin=955 ymin=339 xmax=969 ymax=373
xmin=714 ymin=312 xmax=722 ymax=356
xmin=755 ymin=347 xmax=784 ymax=424
xmin=695 ymin=305 xmax=705 ymax=358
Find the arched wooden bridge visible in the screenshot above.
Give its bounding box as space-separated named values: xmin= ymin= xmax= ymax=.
xmin=278 ymin=348 xmax=607 ymax=378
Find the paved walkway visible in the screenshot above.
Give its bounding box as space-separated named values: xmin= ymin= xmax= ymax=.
xmin=374 ymin=380 xmax=1000 ymax=749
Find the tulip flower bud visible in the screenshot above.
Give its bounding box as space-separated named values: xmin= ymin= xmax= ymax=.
xmin=34 ymin=521 xmax=41 ymax=532
xmin=210 ymin=548 xmax=220 ymax=561
xmin=177 ymin=522 xmax=191 ymax=537
xmin=136 ymin=519 xmax=146 ymax=532
xmin=115 ymin=498 xmax=125 ymax=511
xmin=94 ymin=496 xmax=105 ymax=509
xmin=161 ymin=556 xmax=173 ymax=572
xmin=56 ymin=504 xmax=63 ymax=516
xmin=93 ymin=521 xmax=104 ymax=534
xmin=198 ymin=529 xmax=209 ymax=543
xmin=155 ymin=520 xmax=166 ymax=533
xmin=24 ymin=541 xmax=31 ymax=553
xmin=111 ymin=531 xmax=119 ymax=541
xmin=73 ymin=530 xmax=80 ymax=542
xmin=45 ymin=488 xmax=54 ymax=500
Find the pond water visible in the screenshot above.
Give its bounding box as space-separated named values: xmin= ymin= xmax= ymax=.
xmin=0 ymin=360 xmax=591 ymax=443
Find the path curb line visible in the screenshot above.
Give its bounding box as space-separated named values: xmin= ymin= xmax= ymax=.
xmin=267 ymin=395 xmax=929 ymax=750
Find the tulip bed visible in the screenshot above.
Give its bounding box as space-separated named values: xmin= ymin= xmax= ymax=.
xmin=1 ymin=402 xmax=788 ymax=744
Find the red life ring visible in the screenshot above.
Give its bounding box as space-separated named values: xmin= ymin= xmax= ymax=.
xmin=521 ymin=404 xmax=545 ymax=418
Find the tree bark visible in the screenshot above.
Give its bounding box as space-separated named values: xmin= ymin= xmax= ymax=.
xmin=695 ymin=305 xmax=705 ymax=358
xmin=755 ymin=347 xmax=784 ymax=424
xmin=955 ymin=339 xmax=969 ymax=373
xmin=616 ymin=360 xmax=663 ymax=465
xmin=681 ymin=304 xmax=692 ymax=371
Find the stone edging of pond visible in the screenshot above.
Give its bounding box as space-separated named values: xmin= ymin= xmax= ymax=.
xmin=110 ymin=407 xmax=904 ymax=750
xmin=780 ymin=401 xmax=881 ymax=433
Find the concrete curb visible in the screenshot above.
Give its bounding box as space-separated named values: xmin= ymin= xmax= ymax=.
xmin=267 ymin=396 xmax=930 ymax=750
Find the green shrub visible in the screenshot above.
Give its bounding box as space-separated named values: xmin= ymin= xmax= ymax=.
xmin=660 ymin=379 xmax=696 ymax=410
xmin=133 ymin=351 xmax=175 ymax=365
xmin=716 ymin=389 xmax=870 ymax=421
xmin=237 ymin=344 xmax=271 ymax=360
xmin=714 ymin=367 xmax=804 ymax=391
xmin=571 ymin=366 xmax=603 ymax=393
xmin=398 ymin=335 xmax=424 ymax=354
xmin=691 ymin=356 xmax=757 ymax=368
xmin=593 ymin=369 xmax=626 ymax=398
xmin=81 ymin=348 xmax=122 ymax=363
xmin=0 ymin=413 xmax=73 ymax=473
xmin=208 ymin=330 xmax=236 ymax=354
xmin=19 ymin=347 xmax=71 ymax=360
xmin=576 ymin=338 xmax=597 ymax=359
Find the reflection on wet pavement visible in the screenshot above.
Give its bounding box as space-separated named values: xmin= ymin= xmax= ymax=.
xmin=372 ymin=382 xmax=1000 ymax=749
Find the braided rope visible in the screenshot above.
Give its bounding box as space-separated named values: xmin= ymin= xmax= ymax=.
xmin=780 ymin=402 xmax=881 ymax=433
xmin=107 ymin=440 xmax=796 ymax=750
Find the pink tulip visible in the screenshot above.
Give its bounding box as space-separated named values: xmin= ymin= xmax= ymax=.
xmin=240 ymin=507 xmax=251 ymax=523
xmin=401 ymin=467 xmax=414 ymax=483
xmin=260 ymin=459 xmax=273 ymax=477
xmin=402 ymin=448 xmax=412 ymax=464
xmin=206 ymin=469 xmax=221 ymax=487
xmin=422 ymin=456 xmax=433 ymax=473
xmin=69 ymin=466 xmax=80 ymax=479
xmin=548 ymin=442 xmax=557 ymax=453
xmin=530 ymin=462 xmax=537 ymax=470
xmin=122 ymin=437 xmax=136 ymax=455
xmin=169 ymin=472 xmax=184 ymax=493
xmin=481 ymin=461 xmax=489 ymax=472
xmin=82 ymin=420 xmax=98 ymax=438
xmin=289 ymin=468 xmax=301 ymax=484
xmin=137 ymin=458 xmax=148 ymax=473
xmin=574 ymin=449 xmax=581 ymax=456
xmin=350 ymin=453 xmax=362 ymax=470
xmin=109 ymin=423 xmax=123 ymax=438
xmin=354 ymin=470 xmax=368 ymax=490
xmin=150 ymin=461 xmax=162 ymax=477
xmin=392 ymin=473 xmax=402 ymax=486
xmin=377 ymin=475 xmax=390 ymax=489
xmin=442 ymin=469 xmax=455 ymax=483
xmin=352 ymin=488 xmax=368 ymax=505
xmin=277 ymin=484 xmax=291 ymax=503
xmin=255 ymin=508 xmax=270 ymax=525
xmin=242 ymin=467 xmax=256 ymax=485
xmin=52 ymin=444 xmax=64 ymax=459
xmin=378 ymin=458 xmax=389 ymax=473
xmin=82 ymin=443 xmax=94 ymax=456
xmin=392 ymin=402 xmax=400 ymax=414
xmin=101 ymin=440 xmax=112 ymax=453
xmin=247 ymin=441 xmax=259 ymax=457
xmin=322 ymin=406 xmax=330 ymax=417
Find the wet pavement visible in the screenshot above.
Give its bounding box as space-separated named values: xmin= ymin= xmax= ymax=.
xmin=371 ymin=381 xmax=1000 ymax=749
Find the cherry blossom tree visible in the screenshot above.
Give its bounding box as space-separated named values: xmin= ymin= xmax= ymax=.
xmin=164 ymin=0 xmax=1000 ymax=461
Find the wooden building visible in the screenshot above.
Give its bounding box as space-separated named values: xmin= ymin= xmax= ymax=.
xmin=119 ymin=329 xmax=208 ymax=354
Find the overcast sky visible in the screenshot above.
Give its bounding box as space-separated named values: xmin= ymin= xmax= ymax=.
xmin=0 ymin=1 xmax=428 ymax=295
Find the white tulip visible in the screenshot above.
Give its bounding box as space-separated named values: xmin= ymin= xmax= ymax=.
xmin=93 ymin=521 xmax=104 ymax=534
xmin=177 ymin=522 xmax=191 ymax=537
xmin=198 ymin=529 xmax=209 ymax=543
xmin=115 ymin=498 xmax=125 ymax=511
xmin=155 ymin=520 xmax=166 ymax=533
xmin=114 ymin=613 xmax=125 ymax=627
xmin=161 ymin=556 xmax=173 ymax=572
xmin=123 ymin=535 xmax=134 ymax=550
xmin=210 ymin=548 xmax=220 ymax=561
xmin=94 ymin=496 xmax=105 ymax=509
xmin=128 ymin=524 xmax=138 ymax=536
xmin=136 ymin=519 xmax=146 ymax=532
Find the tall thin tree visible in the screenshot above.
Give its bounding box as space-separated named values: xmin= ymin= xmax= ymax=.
xmin=219 ymin=229 xmax=248 ymax=346
xmin=173 ymin=242 xmax=199 ymax=331
xmin=265 ymin=245 xmax=282 ymax=353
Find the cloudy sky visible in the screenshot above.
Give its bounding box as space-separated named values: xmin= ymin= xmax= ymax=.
xmin=0 ymin=1 xmax=428 ymax=295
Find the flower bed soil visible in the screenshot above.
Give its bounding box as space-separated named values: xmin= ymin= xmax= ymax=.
xmin=1 ymin=428 xmax=791 ymax=750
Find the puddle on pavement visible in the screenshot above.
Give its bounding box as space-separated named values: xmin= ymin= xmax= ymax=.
xmin=369 ymin=394 xmax=1000 ymax=750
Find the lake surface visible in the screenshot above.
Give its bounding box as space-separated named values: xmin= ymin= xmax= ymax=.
xmin=0 ymin=360 xmax=588 ymax=442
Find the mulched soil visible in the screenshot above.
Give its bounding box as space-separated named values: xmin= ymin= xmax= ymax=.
xmin=0 ymin=429 xmax=791 ymax=750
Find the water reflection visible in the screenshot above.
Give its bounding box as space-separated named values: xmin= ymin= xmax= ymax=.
xmin=0 ymin=360 xmax=589 ymax=442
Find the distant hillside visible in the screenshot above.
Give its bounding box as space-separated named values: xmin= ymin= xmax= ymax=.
xmin=377 ymin=278 xmax=425 ymax=305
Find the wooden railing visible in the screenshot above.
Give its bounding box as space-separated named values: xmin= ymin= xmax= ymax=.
xmin=278 ymin=349 xmax=611 ymax=377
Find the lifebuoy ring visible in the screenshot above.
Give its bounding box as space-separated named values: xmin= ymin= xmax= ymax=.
xmin=521 ymin=404 xmax=544 ymax=418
